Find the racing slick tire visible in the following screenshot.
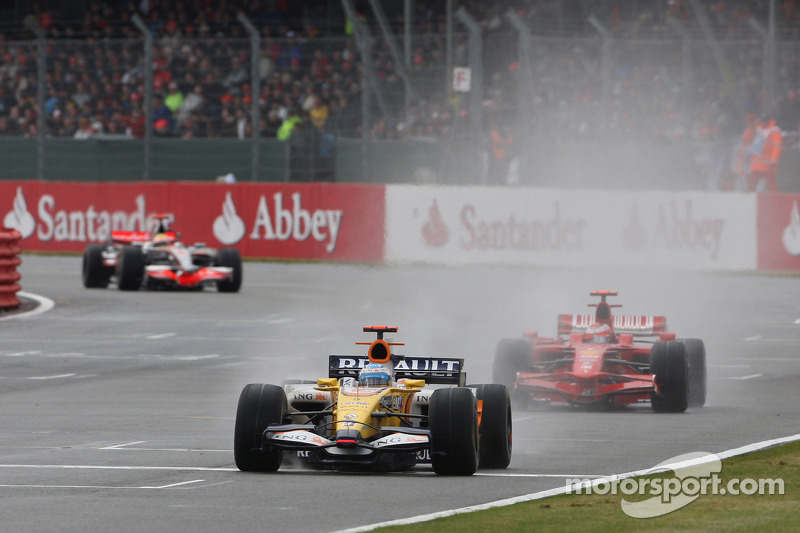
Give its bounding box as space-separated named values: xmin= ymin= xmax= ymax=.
xmin=215 ymin=248 xmax=242 ymax=293
xmin=650 ymin=341 xmax=689 ymax=413
xmin=234 ymin=383 xmax=287 ymax=472
xmin=492 ymin=338 xmax=531 ymax=392
xmin=116 ymin=246 xmax=145 ymax=291
xmin=429 ymin=387 xmax=479 ymax=476
xmin=82 ymin=244 xmax=113 ymax=288
xmin=470 ymin=384 xmax=512 ymax=469
xmin=681 ymin=338 xmax=707 ymax=408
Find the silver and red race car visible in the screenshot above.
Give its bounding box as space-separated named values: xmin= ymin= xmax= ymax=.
xmin=234 ymin=326 xmax=513 ymax=475
xmin=81 ymin=215 xmax=242 ymax=292
xmin=493 ymin=291 xmax=706 ymax=412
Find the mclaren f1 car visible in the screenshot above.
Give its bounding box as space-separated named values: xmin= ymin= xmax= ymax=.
xmin=81 ymin=214 xmax=242 ymax=292
xmin=493 ymin=291 xmax=706 ymax=412
xmin=234 ymin=326 xmax=512 ymax=475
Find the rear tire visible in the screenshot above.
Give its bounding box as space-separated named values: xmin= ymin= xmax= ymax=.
xmin=471 ymin=384 xmax=512 ymax=469
xmin=492 ymin=338 xmax=530 ymax=391
xmin=650 ymin=341 xmax=689 ymax=413
xmin=682 ymin=338 xmax=707 ymax=408
xmin=116 ymin=246 xmax=145 ymax=291
xmin=82 ymin=244 xmax=113 ymax=288
xmin=215 ymin=248 xmax=242 ymax=293
xmin=429 ymin=387 xmax=478 ymax=475
xmin=234 ymin=383 xmax=287 ymax=472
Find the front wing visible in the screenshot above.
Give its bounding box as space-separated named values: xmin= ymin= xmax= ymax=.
xmin=516 ymin=371 xmax=658 ymax=405
xmin=145 ymin=265 xmax=232 ymax=287
xmin=263 ymin=424 xmax=432 ymax=468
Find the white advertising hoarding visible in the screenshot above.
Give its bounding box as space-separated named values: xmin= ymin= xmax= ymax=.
xmin=385 ymin=185 xmax=757 ymax=270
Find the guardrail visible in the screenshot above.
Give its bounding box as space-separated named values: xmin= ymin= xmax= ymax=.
xmin=0 ymin=228 xmax=22 ymax=309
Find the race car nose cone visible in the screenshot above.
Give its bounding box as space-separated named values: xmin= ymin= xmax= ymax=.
xmin=335 ymin=429 xmax=361 ymax=448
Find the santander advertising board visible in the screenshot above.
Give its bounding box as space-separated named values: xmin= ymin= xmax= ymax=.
xmin=0 ymin=181 xmax=385 ymax=261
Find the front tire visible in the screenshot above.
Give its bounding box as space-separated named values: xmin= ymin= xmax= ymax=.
xmin=116 ymin=246 xmax=145 ymax=291
xmin=650 ymin=341 xmax=689 ymax=413
xmin=429 ymin=387 xmax=479 ymax=475
xmin=471 ymin=384 xmax=512 ymax=469
xmin=492 ymin=338 xmax=530 ymax=391
xmin=215 ymin=248 xmax=242 ymax=293
xmin=82 ymin=244 xmax=113 ymax=288
xmin=682 ymin=338 xmax=707 ymax=408
xmin=234 ymin=383 xmax=287 ymax=472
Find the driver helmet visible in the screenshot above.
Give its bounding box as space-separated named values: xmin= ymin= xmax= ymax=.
xmin=585 ymin=322 xmax=613 ymax=344
xmin=358 ymin=362 xmax=392 ymax=387
xmin=152 ymin=232 xmax=175 ymax=246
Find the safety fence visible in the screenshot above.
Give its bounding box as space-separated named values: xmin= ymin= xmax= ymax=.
xmin=0 ymin=227 xmax=22 ymax=309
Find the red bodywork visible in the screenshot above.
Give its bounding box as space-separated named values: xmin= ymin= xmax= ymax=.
xmin=514 ymin=291 xmax=676 ymax=407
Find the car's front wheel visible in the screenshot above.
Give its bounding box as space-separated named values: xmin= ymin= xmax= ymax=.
xmin=429 ymin=387 xmax=479 ymax=475
xmin=650 ymin=341 xmax=689 ymax=413
xmin=116 ymin=246 xmax=145 ymax=291
xmin=82 ymin=244 xmax=113 ymax=288
xmin=234 ymin=383 xmax=287 ymax=472
xmin=470 ymin=383 xmax=512 ymax=469
xmin=215 ymin=248 xmax=242 ymax=293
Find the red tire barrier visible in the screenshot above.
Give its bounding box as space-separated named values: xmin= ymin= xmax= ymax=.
xmin=0 ymin=228 xmax=22 ymax=309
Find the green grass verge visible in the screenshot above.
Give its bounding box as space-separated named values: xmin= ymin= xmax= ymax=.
xmin=378 ymin=440 xmax=799 ymax=533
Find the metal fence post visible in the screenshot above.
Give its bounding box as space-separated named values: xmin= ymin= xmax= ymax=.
xmin=24 ymin=19 xmax=45 ymax=181
xmin=455 ymin=8 xmax=484 ymax=169
xmin=507 ymin=10 xmax=534 ymax=185
xmin=238 ymin=13 xmax=261 ymax=182
xmin=132 ymin=15 xmax=153 ymax=181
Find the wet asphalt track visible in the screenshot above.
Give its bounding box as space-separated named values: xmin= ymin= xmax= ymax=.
xmin=0 ymin=255 xmax=798 ymax=532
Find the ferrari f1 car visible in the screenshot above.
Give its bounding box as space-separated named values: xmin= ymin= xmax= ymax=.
xmin=81 ymin=215 xmax=242 ymax=292
xmin=234 ymin=326 xmax=512 ymax=475
xmin=493 ymin=291 xmax=706 ymax=413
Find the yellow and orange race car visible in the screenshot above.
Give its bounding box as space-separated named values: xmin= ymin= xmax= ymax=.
xmin=234 ymin=326 xmax=512 ymax=475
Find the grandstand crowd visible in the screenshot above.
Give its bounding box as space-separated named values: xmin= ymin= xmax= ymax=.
xmin=0 ymin=0 xmax=798 ymax=149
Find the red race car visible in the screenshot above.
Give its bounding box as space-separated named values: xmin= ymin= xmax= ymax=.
xmin=493 ymin=291 xmax=706 ymax=412
xmin=81 ymin=214 xmax=242 ymax=292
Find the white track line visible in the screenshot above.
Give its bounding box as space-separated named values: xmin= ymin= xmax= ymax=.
xmin=331 ymin=433 xmax=800 ymax=533
xmin=0 ymin=291 xmax=54 ymax=321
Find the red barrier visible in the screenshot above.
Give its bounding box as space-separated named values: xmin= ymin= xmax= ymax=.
xmin=0 ymin=181 xmax=385 ymax=262
xmin=0 ymin=228 xmax=22 ymax=309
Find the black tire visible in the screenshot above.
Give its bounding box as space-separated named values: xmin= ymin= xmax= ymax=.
xmin=650 ymin=341 xmax=689 ymax=413
xmin=429 ymin=387 xmax=479 ymax=475
xmin=215 ymin=248 xmax=242 ymax=293
xmin=234 ymin=383 xmax=287 ymax=472
xmin=682 ymin=338 xmax=707 ymax=408
xmin=492 ymin=338 xmax=531 ymax=391
xmin=82 ymin=244 xmax=113 ymax=288
xmin=471 ymin=384 xmax=512 ymax=469
xmin=116 ymin=246 xmax=145 ymax=291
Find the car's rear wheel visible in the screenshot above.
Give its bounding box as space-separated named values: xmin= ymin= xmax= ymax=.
xmin=116 ymin=246 xmax=145 ymax=291
xmin=82 ymin=244 xmax=113 ymax=288
xmin=215 ymin=248 xmax=242 ymax=293
xmin=492 ymin=338 xmax=530 ymax=391
xmin=429 ymin=387 xmax=478 ymax=475
xmin=234 ymin=383 xmax=287 ymax=472
xmin=682 ymin=338 xmax=707 ymax=408
xmin=650 ymin=341 xmax=689 ymax=413
xmin=470 ymin=384 xmax=512 ymax=469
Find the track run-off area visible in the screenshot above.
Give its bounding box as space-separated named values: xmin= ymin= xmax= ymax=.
xmin=1 ymin=255 xmax=798 ymax=532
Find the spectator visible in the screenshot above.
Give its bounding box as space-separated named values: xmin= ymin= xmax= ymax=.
xmin=164 ymin=81 xmax=184 ymax=113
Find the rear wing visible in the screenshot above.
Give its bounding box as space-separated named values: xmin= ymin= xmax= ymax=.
xmin=558 ymin=314 xmax=668 ymax=337
xmin=111 ymin=231 xmax=151 ymax=245
xmin=329 ymin=355 xmax=466 ymax=386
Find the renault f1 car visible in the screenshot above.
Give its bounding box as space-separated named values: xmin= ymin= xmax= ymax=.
xmin=234 ymin=326 xmax=512 ymax=475
xmin=81 ymin=215 xmax=242 ymax=292
xmin=493 ymin=291 xmax=706 ymax=412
